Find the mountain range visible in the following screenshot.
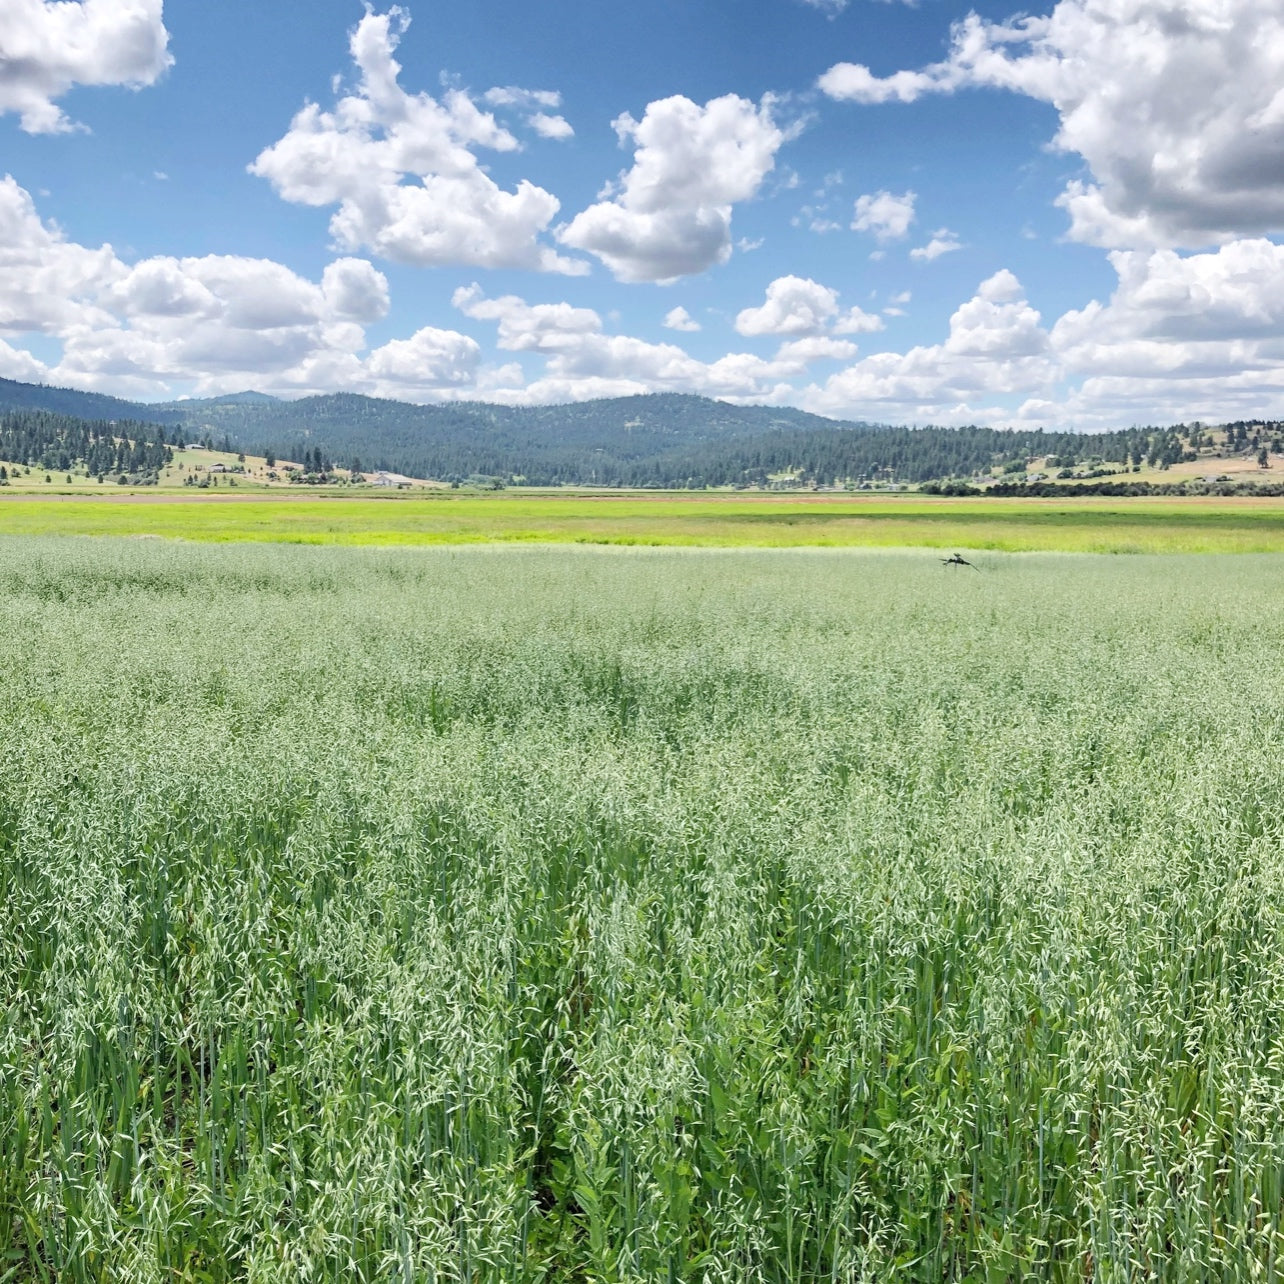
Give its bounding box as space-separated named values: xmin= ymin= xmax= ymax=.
xmin=0 ymin=377 xmax=1170 ymax=486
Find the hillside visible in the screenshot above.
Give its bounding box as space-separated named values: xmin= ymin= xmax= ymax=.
xmin=0 ymin=382 xmax=875 ymax=484
xmin=0 ymin=377 xmax=182 ymax=425
xmin=152 ymin=391 xmax=867 ymax=484
xmin=0 ymin=377 xmax=1279 ymax=488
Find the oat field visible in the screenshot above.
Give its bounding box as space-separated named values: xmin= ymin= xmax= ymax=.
xmin=3 ymin=539 xmax=1284 ymax=1281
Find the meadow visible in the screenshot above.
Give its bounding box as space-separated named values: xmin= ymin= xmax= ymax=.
xmin=7 ymin=489 xmax=1284 ymax=553
xmin=3 ymin=538 xmax=1284 ymax=1280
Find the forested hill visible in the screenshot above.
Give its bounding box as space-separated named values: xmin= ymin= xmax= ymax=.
xmin=0 ymin=409 xmax=174 ymax=481
xmin=0 ymin=377 xmax=181 ymax=425
xmin=612 ymin=423 xmax=1157 ymax=487
xmin=160 ymin=392 xmax=869 ymax=484
xmin=0 ymin=377 xmax=1210 ymax=486
xmin=0 ymin=381 xmax=873 ymax=482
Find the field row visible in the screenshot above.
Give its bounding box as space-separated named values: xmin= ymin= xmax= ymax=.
xmin=8 ymin=490 xmax=1284 ymax=551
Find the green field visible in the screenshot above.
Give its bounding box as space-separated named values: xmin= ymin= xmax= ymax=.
xmin=4 ymin=538 xmax=1284 ymax=1280
xmin=9 ymin=489 xmax=1284 ymax=553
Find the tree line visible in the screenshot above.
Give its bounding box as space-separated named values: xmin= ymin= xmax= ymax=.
xmin=0 ymin=410 xmax=174 ymax=481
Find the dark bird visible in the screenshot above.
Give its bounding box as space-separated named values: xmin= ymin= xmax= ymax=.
xmin=941 ymin=553 xmax=978 ymax=569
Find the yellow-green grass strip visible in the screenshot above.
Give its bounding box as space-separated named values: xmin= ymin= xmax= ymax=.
xmin=7 ymin=491 xmax=1284 ymax=552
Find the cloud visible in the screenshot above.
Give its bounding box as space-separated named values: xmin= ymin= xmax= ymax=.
xmin=0 ymin=336 xmax=49 ymax=382
xmin=818 ymin=63 xmax=945 ymax=105
xmin=819 ymin=0 xmax=1284 ymax=250
xmin=795 ymin=250 xmax=1284 ymax=427
xmin=910 ymin=230 xmax=961 ymax=262
xmin=0 ymin=174 xmax=124 ymax=333
xmin=736 ymin=276 xmax=837 ymax=336
xmin=453 ymin=283 xmax=601 ymax=351
xmin=0 ymin=0 xmax=171 ymax=133
xmin=663 ymin=306 xmax=701 ymax=332
xmin=852 ymin=190 xmax=916 ymax=241
xmin=735 ymin=274 xmax=883 ymax=337
xmin=2 ymin=176 xmax=850 ymax=407
xmin=800 ymin=270 xmax=1056 ymax=422
xmin=451 ymin=285 xmax=856 ymax=404
xmin=1046 ymin=241 xmax=1284 ymax=424
xmin=61 ymin=252 xmax=398 ymax=397
xmin=0 ymin=176 xmax=478 ymax=400
xmin=481 ymin=86 xmax=574 ymax=140
xmin=883 ymin=290 xmax=911 ymax=317
xmin=558 ymin=94 xmax=789 ymax=282
xmin=321 ymin=258 xmax=390 ymax=323
xmin=776 ymin=335 xmax=859 ymax=363
xmin=364 ymin=326 xmax=481 ymax=390
xmin=250 ymin=8 xmax=585 ymax=274
xmin=530 ymin=112 xmax=574 ymax=141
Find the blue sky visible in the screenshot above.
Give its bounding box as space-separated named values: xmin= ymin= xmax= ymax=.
xmin=2 ymin=0 xmax=1283 ymax=428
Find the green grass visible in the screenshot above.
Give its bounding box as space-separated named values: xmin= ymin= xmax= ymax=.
xmin=9 ymin=490 xmax=1284 ymax=552
xmin=4 ymin=540 xmax=1284 ymax=1280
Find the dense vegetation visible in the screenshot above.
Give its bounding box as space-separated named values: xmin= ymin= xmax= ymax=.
xmin=162 ymin=391 xmax=865 ymax=485
xmin=0 ymin=410 xmax=175 ymax=483
xmin=0 ymin=377 xmax=181 ymax=426
xmin=608 ymin=422 xmax=1172 ymax=488
xmin=4 ymin=540 xmax=1284 ymax=1280
xmin=6 ymin=376 xmax=1277 ymax=488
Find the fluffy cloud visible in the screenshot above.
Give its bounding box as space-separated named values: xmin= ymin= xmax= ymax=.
xmin=0 ymin=174 xmax=123 ymax=333
xmin=0 ymin=335 xmax=49 ymax=382
xmin=451 ymin=285 xmax=857 ymax=404
xmin=0 ymin=0 xmax=171 ymax=133
xmin=776 ymin=335 xmax=859 ymax=363
xmin=364 ymin=326 xmax=481 ymax=391
xmin=800 ymin=270 xmax=1056 ymax=422
xmin=735 ymin=275 xmax=883 ymax=337
xmin=794 ymin=251 xmax=1284 ymax=427
xmin=453 ymin=284 xmax=600 ymax=351
xmin=663 ymin=306 xmax=701 ymax=332
xmin=910 ymin=230 xmax=962 ymax=262
xmin=318 ymin=258 xmax=389 ymax=324
xmin=0 ymin=175 xmax=476 ymax=399
xmin=1043 ymin=240 xmax=1284 ymax=421
xmin=480 ymin=86 xmax=573 ymax=140
xmin=852 ymin=190 xmax=916 ymax=241
xmin=250 ymin=9 xmax=584 ymax=274
xmin=819 ymin=0 xmax=1284 ymax=249
xmin=558 ymin=94 xmax=788 ymax=282
xmin=59 ymin=252 xmax=396 ymax=397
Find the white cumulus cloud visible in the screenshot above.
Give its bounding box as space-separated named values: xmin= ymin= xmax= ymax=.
xmin=800 ymin=269 xmax=1055 ymax=422
xmin=0 ymin=0 xmax=171 ymax=133
xmin=558 ymin=94 xmax=789 ymax=282
xmin=250 ymin=8 xmax=585 ymax=274
xmin=819 ymin=0 xmax=1284 ymax=250
xmin=364 ymin=326 xmax=481 ymax=391
xmin=910 ymin=230 xmax=961 ymax=262
xmin=663 ymin=306 xmax=701 ymax=332
xmin=735 ymin=275 xmax=883 ymax=337
xmin=852 ymin=190 xmax=916 ymax=241
xmin=1045 ymin=239 xmax=1284 ymax=424
xmin=0 ymin=176 xmax=478 ymax=400
xmin=451 ymin=285 xmax=855 ymax=405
